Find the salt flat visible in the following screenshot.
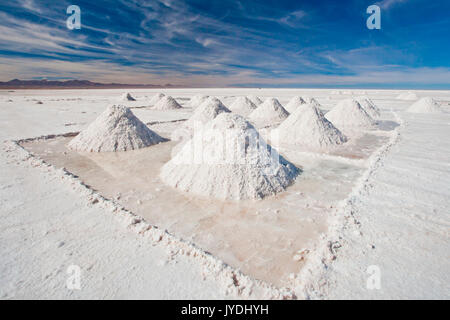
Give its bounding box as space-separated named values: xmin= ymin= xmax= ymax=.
xmin=1 ymin=88 xmax=449 ymax=299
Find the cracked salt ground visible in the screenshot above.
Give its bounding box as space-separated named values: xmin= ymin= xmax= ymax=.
xmin=21 ymin=121 xmax=387 ymax=287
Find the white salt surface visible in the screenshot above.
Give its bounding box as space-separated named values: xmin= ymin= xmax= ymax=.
xmin=1 ymin=88 xmax=449 ymax=299
xmin=396 ymin=91 xmax=418 ymax=100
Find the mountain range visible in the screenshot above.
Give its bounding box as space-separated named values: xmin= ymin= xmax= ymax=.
xmin=0 ymin=79 xmax=180 ymax=89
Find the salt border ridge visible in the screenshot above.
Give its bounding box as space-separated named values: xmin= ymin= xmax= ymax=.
xmin=2 ymin=110 xmax=402 ymax=299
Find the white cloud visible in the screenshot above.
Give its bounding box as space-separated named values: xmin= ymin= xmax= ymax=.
xmin=376 ymin=0 xmax=408 ymax=9
xmin=19 ymin=0 xmax=43 ymax=13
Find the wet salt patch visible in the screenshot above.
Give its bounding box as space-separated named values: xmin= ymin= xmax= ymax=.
xmin=21 ymin=135 xmax=369 ymax=287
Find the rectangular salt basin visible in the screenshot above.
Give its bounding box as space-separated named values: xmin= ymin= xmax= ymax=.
xmin=21 ymin=131 xmax=388 ymax=287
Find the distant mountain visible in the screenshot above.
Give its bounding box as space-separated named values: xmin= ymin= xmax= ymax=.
xmin=0 ymin=79 xmax=180 ymax=89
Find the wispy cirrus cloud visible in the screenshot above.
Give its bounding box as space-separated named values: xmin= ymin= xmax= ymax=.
xmin=0 ymin=0 xmax=448 ymax=88
xmin=376 ymin=0 xmax=409 ymax=9
xmin=18 ymin=0 xmax=44 ymax=13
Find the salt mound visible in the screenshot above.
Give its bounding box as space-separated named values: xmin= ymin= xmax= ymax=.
xmin=153 ymin=96 xmax=182 ymax=110
xmin=184 ymin=97 xmax=230 ymax=128
xmin=356 ymin=96 xmax=380 ymax=118
xmin=68 ymin=105 xmax=165 ymax=152
xmin=247 ymin=95 xmax=263 ymax=105
xmin=325 ymin=99 xmax=375 ymax=132
xmin=121 ymin=92 xmax=136 ymax=101
xmin=188 ymin=94 xmax=209 ymax=108
xmin=275 ymin=104 xmax=347 ymax=150
xmin=285 ymin=96 xmax=306 ymax=113
xmin=149 ymin=93 xmax=165 ymax=105
xmin=160 ymin=113 xmax=299 ymax=200
xmin=407 ymin=97 xmax=442 ymax=114
xmin=303 ymin=96 xmax=321 ymax=108
xmin=396 ymin=91 xmax=418 ymax=100
xmin=228 ymin=96 xmax=257 ymax=116
xmin=248 ymin=98 xmax=289 ymax=127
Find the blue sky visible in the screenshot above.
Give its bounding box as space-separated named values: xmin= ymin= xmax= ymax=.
xmin=0 ymin=0 xmax=449 ymax=88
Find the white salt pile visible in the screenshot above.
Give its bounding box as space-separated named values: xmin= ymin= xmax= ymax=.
xmin=68 ymin=105 xmax=165 ymax=152
xmin=121 ymin=92 xmax=136 ymax=101
xmin=247 ymin=95 xmax=263 ymax=105
xmin=188 ymin=94 xmax=209 ymax=108
xmin=149 ymin=93 xmax=165 ymax=105
xmin=407 ymin=97 xmax=442 ymax=114
xmin=228 ymin=96 xmax=258 ymax=116
xmin=184 ymin=97 xmax=230 ymax=128
xmin=160 ymin=113 xmax=299 ymax=200
xmin=396 ymin=91 xmax=418 ymax=100
xmin=153 ymin=96 xmax=182 ymax=110
xmin=325 ymin=99 xmax=375 ymax=133
xmin=274 ymin=103 xmax=347 ymax=150
xmin=285 ymin=96 xmax=306 ymax=113
xmin=303 ymin=96 xmax=321 ymax=108
xmin=356 ymin=96 xmax=381 ymax=118
xmin=248 ymin=98 xmax=289 ymax=127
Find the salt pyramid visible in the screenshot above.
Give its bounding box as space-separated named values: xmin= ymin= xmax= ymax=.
xmin=247 ymin=95 xmax=263 ymax=105
xmin=407 ymin=97 xmax=442 ymax=113
xmin=248 ymin=98 xmax=289 ymax=127
xmin=160 ymin=113 xmax=299 ymax=200
xmin=153 ymin=96 xmax=182 ymax=110
xmin=121 ymin=92 xmax=136 ymax=101
xmin=68 ymin=105 xmax=166 ymax=152
xmin=303 ymin=96 xmax=321 ymax=108
xmin=275 ymin=104 xmax=347 ymax=150
xmin=188 ymin=94 xmax=209 ymax=108
xmin=356 ymin=96 xmax=380 ymax=118
xmin=325 ymin=99 xmax=375 ymax=132
xmin=396 ymin=91 xmax=418 ymax=100
xmin=184 ymin=97 xmax=230 ymax=128
xmin=149 ymin=93 xmax=165 ymax=105
xmin=228 ymin=96 xmax=257 ymax=116
xmin=285 ymin=96 xmax=306 ymax=113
